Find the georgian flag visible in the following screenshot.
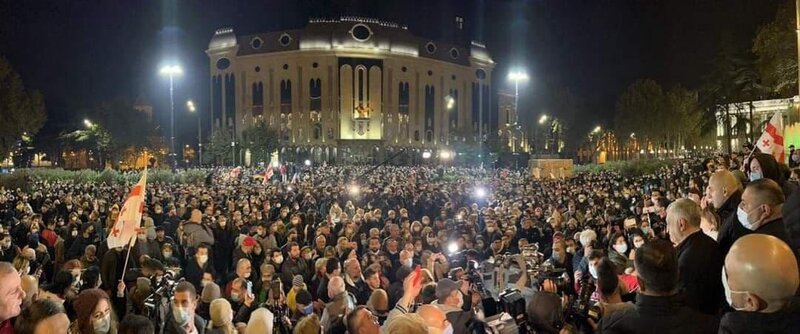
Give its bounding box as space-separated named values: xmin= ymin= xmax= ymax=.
xmin=756 ymin=111 xmax=785 ymax=163
xmin=107 ymin=169 xmax=148 ymax=249
xmin=262 ymin=167 xmax=274 ymax=185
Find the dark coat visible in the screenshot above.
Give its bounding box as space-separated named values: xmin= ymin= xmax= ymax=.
xmin=676 ymin=231 xmax=723 ymax=315
xmin=599 ymin=294 xmax=718 ymax=334
xmin=719 ymin=216 xmax=794 ymax=257
xmin=783 ymin=186 xmax=800 ymax=254
xmin=718 ymin=309 xmax=800 ymax=334
xmin=716 ymin=190 xmax=742 ymax=227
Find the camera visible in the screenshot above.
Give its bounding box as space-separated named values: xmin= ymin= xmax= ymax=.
xmin=263 ymin=279 xmax=293 ymax=334
xmin=562 ymin=277 xmax=601 ymax=330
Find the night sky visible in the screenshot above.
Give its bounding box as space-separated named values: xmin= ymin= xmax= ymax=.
xmin=0 ymin=0 xmax=782 ymax=147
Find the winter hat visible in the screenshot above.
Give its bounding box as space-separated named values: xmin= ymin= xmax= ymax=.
xmin=74 ymin=289 xmax=109 ymax=323
xmin=210 ymin=298 xmax=233 ymax=327
xmin=292 ymin=275 xmax=304 ymax=288
xmin=295 ymin=289 xmax=312 ymax=306
xmin=201 ymin=283 xmax=221 ymax=303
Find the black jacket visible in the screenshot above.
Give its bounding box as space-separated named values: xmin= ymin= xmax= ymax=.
xmin=719 ymin=309 xmax=800 ymax=334
xmin=676 ymin=231 xmax=723 ymax=315
xmin=784 ymin=186 xmax=800 ymax=255
xmin=718 ymin=216 xmax=794 ymax=257
xmin=716 ymin=190 xmax=742 ymax=227
xmin=599 ymin=294 xmax=718 ymax=334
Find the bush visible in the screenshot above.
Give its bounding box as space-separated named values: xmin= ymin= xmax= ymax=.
xmin=181 ymin=170 xmax=207 ymax=185
xmin=574 ymin=159 xmax=675 ymax=176
xmin=0 ymin=170 xmax=31 ymax=191
xmin=96 ymin=168 xmax=120 ymax=185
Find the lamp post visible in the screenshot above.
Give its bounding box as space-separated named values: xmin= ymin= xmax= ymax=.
xmin=536 ymin=114 xmax=548 ymax=155
xmin=507 ymin=70 xmax=529 ymax=156
xmin=83 ymin=119 xmax=101 ymax=169
xmin=160 ymin=65 xmax=183 ymax=168
xmin=187 ymin=100 xmax=202 ymax=166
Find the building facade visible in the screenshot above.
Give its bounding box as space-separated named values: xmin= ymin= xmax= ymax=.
xmin=715 ymin=97 xmax=798 ymax=152
xmin=207 ymin=16 xmax=494 ymax=164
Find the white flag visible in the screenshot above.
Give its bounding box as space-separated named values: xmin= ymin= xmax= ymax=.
xmin=755 ymin=111 xmax=785 ymax=163
xmin=107 ymin=169 xmax=148 ymax=249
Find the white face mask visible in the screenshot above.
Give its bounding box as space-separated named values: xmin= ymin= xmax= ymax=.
xmin=173 ymin=306 xmax=191 ymax=326
xmin=589 ymin=265 xmax=598 ymax=279
xmin=443 ymin=324 xmax=454 ymax=334
xmin=721 ymin=267 xmax=749 ymax=311
xmin=737 ymin=206 xmax=762 ymax=231
xmin=613 ymin=244 xmax=628 ymax=254
xmin=94 ymin=313 xmax=111 ymax=334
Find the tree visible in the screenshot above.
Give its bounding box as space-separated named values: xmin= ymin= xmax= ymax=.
xmin=614 ymin=79 xmax=666 ymax=149
xmin=61 ymin=99 xmax=156 ymax=168
xmin=0 ymin=57 xmax=46 ymax=162
xmin=204 ymin=127 xmax=234 ymax=166
xmin=664 ymin=85 xmax=704 ymax=151
xmin=753 ymin=0 xmax=796 ymax=96
xmin=240 ymin=120 xmax=280 ymax=166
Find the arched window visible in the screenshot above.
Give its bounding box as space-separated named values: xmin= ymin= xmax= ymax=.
xmin=280 ymin=80 xmax=292 ymax=114
xmin=309 ymin=78 xmax=322 ymax=113
xmin=398 ymin=82 xmax=410 ymax=114
xmin=252 ymin=82 xmax=264 ymax=117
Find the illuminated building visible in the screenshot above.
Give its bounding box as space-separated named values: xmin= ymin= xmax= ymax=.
xmin=207 ymin=16 xmax=495 ymax=164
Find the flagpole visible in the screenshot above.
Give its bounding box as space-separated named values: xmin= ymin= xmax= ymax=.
xmin=120 ymin=235 xmax=135 ymax=284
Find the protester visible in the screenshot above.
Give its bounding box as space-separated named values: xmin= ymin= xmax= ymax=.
xmin=666 ymin=198 xmax=723 ymax=315
xmin=13 ymin=299 xmax=69 ymax=334
xmin=720 ymin=234 xmax=800 ymax=332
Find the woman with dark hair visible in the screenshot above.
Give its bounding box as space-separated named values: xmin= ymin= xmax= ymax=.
xmin=70 ymin=288 xmax=118 ymax=334
xmin=607 ymin=232 xmax=631 ymax=275
xmin=747 ymin=153 xmax=797 ymax=196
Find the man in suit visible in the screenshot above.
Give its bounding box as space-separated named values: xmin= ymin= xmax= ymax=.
xmin=667 ymin=198 xmax=723 ymax=315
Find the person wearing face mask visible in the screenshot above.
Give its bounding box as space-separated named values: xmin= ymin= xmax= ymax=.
xmin=185 ymin=244 xmax=215 ymax=292
xmin=293 ymin=289 xmax=315 ymax=321
xmin=746 ymin=153 xmax=796 ymax=197
xmin=598 ymin=240 xmax=719 ymax=333
xmin=666 ymin=199 xmax=723 ymax=316
xmin=164 ymin=282 xmax=207 ymax=334
xmin=70 ymin=288 xmax=117 ymax=334
xmin=718 ymin=179 xmax=794 ymax=257
xmin=433 ymin=278 xmax=472 ymax=334
xmin=720 ymin=234 xmax=800 ymax=333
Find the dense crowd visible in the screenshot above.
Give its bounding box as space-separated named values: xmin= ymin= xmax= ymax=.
xmin=0 ymin=149 xmax=799 ymax=334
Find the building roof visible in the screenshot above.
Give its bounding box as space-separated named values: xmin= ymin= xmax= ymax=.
xmin=208 ymin=17 xmax=493 ymax=66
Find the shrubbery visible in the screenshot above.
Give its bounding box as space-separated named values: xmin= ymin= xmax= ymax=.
xmin=573 ymin=159 xmax=675 ymax=176
xmin=0 ymin=168 xmax=209 ymax=189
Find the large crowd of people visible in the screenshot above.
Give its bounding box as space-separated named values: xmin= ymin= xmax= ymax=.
xmin=0 ymin=150 xmax=799 ymax=334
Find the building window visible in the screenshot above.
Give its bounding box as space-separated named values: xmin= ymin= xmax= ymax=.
xmin=414 ymin=130 xmax=420 ymax=142
xmin=313 ymin=124 xmax=322 ymax=140
xmin=455 ymin=16 xmax=464 ymax=30
xmin=425 ymin=42 xmax=436 ymax=54
xmin=449 ymin=89 xmax=458 ymax=130
xmin=282 ymin=64 xmax=289 ymax=70
xmin=252 ymin=82 xmax=264 ymax=117
xmin=425 ymin=85 xmax=435 ymax=131
xmin=280 ymin=80 xmax=292 ymax=114
xmin=312 ymin=62 xmax=319 ymax=68
xmin=398 ymin=82 xmax=410 ymax=115
xmin=476 ymin=69 xmax=486 ymax=80
xmin=426 ymin=130 xmax=433 ymax=143
xmin=449 ymin=48 xmax=459 ymax=59
xmin=279 ymin=33 xmax=292 ymax=47
xmin=216 ymin=58 xmax=231 ymax=70
xmin=350 ymin=24 xmax=373 ymax=42
xmin=250 ymin=37 xmax=263 ymax=49
xmin=401 ymin=66 xmax=407 ymax=72
xmin=309 ymin=78 xmax=322 ymax=112
xmin=255 ymin=66 xmax=261 ymax=72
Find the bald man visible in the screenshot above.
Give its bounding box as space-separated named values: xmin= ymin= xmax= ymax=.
xmin=706 ymin=170 xmax=743 ymax=223
xmin=720 ymin=234 xmax=800 ymax=333
xmin=417 ymin=304 xmax=451 ymax=334
xmin=718 ymin=179 xmax=793 ymax=256
xmin=321 ymin=276 xmax=354 ymax=330
xmin=666 ymin=199 xmax=723 ymax=315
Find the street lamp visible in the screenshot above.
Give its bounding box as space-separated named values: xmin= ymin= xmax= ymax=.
xmin=507 ymin=70 xmax=529 ymax=155
xmin=83 ymin=119 xmax=93 ymax=128
xmin=160 ymin=64 xmax=183 ymax=168
xmin=187 ymin=100 xmax=202 ymax=166
xmin=538 ymin=114 xmax=549 ymax=125
xmin=507 ymin=70 xmax=529 ymax=125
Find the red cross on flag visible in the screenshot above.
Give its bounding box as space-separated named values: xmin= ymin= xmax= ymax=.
xmin=107 ymin=169 xmax=148 ymax=249
xmin=262 ymin=167 xmax=274 ymax=185
xmin=755 ymin=111 xmax=785 ymax=163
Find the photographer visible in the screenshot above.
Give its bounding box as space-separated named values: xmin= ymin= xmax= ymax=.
xmin=588 ymin=258 xmax=633 ymax=331
xmin=163 ymin=281 xmax=206 ymax=334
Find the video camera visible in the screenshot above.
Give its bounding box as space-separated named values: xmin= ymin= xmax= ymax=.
xmin=142 ymin=271 xmax=179 ymax=317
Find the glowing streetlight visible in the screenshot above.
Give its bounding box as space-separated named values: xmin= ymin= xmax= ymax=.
xmin=83 ymin=119 xmax=93 ymax=128
xmin=304 ymin=159 xmax=311 ymax=167
xmin=592 ymin=126 xmax=602 ymax=134
xmin=446 ymin=95 xmax=455 ymax=110
xmin=440 ymin=150 xmax=452 ymax=160
xmin=187 ymin=100 xmax=202 ymax=166
xmin=160 ymin=64 xmax=183 ymax=168
xmin=538 ymin=114 xmax=549 ymax=125
xmin=474 ymin=186 xmax=487 ymax=198
xmin=422 ymin=151 xmax=432 ymax=159
xmin=507 ymin=70 xmax=529 ymax=125
xmin=348 ymin=184 xmax=361 ymax=196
